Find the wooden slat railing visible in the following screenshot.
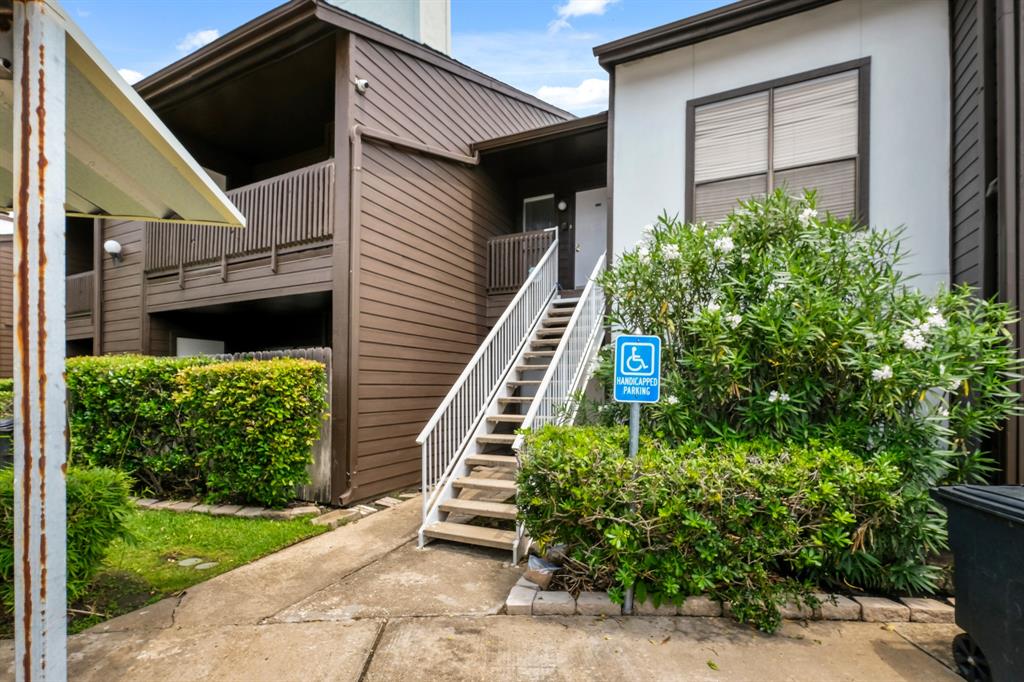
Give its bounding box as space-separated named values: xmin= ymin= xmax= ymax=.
xmin=66 ymin=271 xmax=93 ymax=316
xmin=487 ymin=228 xmax=556 ymax=294
xmin=145 ymin=159 xmax=335 ymax=272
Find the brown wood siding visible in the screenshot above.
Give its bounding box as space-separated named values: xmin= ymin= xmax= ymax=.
xmin=101 ymin=220 xmax=145 ymax=354
xmin=951 ymin=0 xmax=997 ymax=292
xmin=145 ymin=247 xmax=333 ymax=313
xmin=351 ymin=37 xmax=566 ymax=155
xmin=351 ymin=141 xmax=513 ymax=499
xmin=342 ymin=34 xmax=567 ymax=501
xmin=0 ymin=236 xmax=12 ymax=377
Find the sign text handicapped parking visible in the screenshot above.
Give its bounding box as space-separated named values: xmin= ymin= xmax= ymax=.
xmin=614 ymin=335 xmax=661 ymax=403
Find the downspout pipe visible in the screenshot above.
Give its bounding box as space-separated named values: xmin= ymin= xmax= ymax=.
xmin=336 ymin=124 xmax=479 ymax=504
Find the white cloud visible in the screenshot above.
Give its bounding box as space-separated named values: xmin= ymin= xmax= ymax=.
xmin=117 ymin=68 xmax=144 ymax=85
xmin=549 ymin=0 xmax=617 ymax=33
xmin=176 ymin=29 xmax=220 ymax=53
xmin=535 ymin=78 xmax=608 ymax=115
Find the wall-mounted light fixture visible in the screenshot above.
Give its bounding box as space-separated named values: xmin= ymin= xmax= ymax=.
xmin=557 ymin=200 xmax=568 ymax=212
xmin=354 ymin=78 xmax=370 ymax=94
xmin=103 ymin=239 xmax=122 ymax=265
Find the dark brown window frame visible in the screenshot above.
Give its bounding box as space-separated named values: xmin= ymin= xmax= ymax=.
xmin=684 ymin=57 xmax=871 ymax=225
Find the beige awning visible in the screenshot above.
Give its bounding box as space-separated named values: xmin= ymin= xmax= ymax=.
xmin=0 ymin=1 xmax=245 ymax=227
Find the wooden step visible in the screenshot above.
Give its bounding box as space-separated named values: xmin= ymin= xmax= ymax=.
xmin=531 ymin=338 xmax=561 ymax=348
xmin=423 ymin=521 xmax=516 ymax=549
xmin=508 ymin=379 xmax=542 ymax=387
xmin=541 ymin=320 xmax=569 ymax=328
xmin=553 ymin=298 xmax=579 ymax=306
xmin=523 ymin=350 xmax=555 ymax=358
xmin=439 ymin=498 xmax=517 ymax=521
xmin=546 ymin=308 xmax=573 ymax=317
xmin=535 ymin=328 xmax=566 ymax=338
xmin=497 ymin=396 xmax=533 ymax=406
xmin=485 ymin=411 xmax=524 ymax=421
xmin=515 ymin=364 xmax=548 ymax=372
xmin=465 ymin=453 xmax=518 ymax=468
xmin=477 ymin=433 xmax=517 ymax=445
xmin=453 ymin=476 xmax=517 ymax=492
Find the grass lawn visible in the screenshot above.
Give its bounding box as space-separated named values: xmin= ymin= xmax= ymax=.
xmin=2 ymin=508 xmax=328 ymax=637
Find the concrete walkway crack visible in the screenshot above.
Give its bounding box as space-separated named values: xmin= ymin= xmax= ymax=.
xmin=357 ymin=619 xmax=389 ymax=682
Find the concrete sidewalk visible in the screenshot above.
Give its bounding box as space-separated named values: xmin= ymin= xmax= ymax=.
xmin=1 ymin=498 xmax=962 ymax=681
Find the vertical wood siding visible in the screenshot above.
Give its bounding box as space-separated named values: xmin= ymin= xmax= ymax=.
xmin=951 ymin=0 xmax=996 ymax=292
xmin=345 ymin=36 xmax=567 ymax=500
xmin=101 ymin=219 xmax=145 ymax=354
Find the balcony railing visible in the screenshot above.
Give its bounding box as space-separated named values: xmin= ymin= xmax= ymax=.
xmin=145 ymin=159 xmax=335 ymax=272
xmin=66 ymin=271 xmax=93 ymax=316
xmin=487 ymin=228 xmax=556 ymax=295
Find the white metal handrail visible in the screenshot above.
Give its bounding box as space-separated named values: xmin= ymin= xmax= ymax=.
xmin=417 ymin=231 xmax=559 ymax=518
xmin=512 ymin=252 xmax=606 ymax=452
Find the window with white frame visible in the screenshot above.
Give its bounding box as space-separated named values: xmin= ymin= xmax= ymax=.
xmin=688 ymin=62 xmax=868 ymax=225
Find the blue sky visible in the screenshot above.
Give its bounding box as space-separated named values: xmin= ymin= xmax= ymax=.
xmin=66 ymin=0 xmax=730 ymax=115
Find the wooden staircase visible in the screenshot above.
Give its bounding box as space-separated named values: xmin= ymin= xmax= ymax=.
xmin=421 ymin=295 xmax=580 ymax=551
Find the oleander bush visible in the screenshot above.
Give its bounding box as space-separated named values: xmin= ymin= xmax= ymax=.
xmin=174 ymin=358 xmax=328 ymax=508
xmin=591 ymin=190 xmax=1022 ymax=595
xmin=0 ymin=466 xmax=133 ymax=608
xmin=66 ymin=355 xmax=215 ymax=497
xmin=518 ymin=425 xmax=901 ymax=632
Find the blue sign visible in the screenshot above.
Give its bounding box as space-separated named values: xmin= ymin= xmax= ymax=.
xmin=614 ymin=335 xmax=661 ymax=403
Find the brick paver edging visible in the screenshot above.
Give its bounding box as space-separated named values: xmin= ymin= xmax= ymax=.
xmin=505 ymin=577 xmax=955 ymax=623
xmin=133 ymin=497 xmax=321 ymax=521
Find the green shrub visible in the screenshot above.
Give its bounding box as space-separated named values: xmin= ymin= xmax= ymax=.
xmin=595 ymin=190 xmax=1022 ymax=594
xmin=518 ymin=425 xmax=901 ymax=632
xmin=0 ymin=466 xmax=133 ymax=607
xmin=173 ymin=358 xmax=328 ymax=508
xmin=66 ymin=355 xmax=214 ymax=497
xmin=0 ymin=378 xmax=12 ymax=419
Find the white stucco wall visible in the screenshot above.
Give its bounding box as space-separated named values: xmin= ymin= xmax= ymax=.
xmin=612 ymin=0 xmax=950 ymax=292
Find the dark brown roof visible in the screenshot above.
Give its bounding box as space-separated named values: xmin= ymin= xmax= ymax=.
xmin=473 ymin=112 xmax=607 ymax=153
xmin=136 ymin=0 xmax=572 ymax=120
xmin=592 ymin=0 xmax=840 ymax=69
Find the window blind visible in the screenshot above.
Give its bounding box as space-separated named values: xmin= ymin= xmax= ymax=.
xmin=693 ymin=91 xmax=769 ymax=184
xmin=773 ymin=70 xmax=858 ymax=170
xmin=775 ymin=159 xmax=856 ymax=218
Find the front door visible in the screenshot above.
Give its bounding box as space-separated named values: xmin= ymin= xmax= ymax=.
xmin=574 ymin=187 xmax=607 ymax=288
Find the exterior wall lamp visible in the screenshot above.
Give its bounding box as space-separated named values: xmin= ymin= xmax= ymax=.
xmin=557 ymin=200 xmax=568 ymax=211
xmin=103 ymin=238 xmax=123 ymax=265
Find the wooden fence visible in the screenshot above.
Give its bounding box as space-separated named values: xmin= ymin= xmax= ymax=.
xmin=214 ymin=347 xmax=333 ymax=504
xmin=65 ymin=271 xmax=93 ymax=316
xmin=145 ymin=159 xmax=335 ymax=272
xmin=487 ymin=228 xmax=557 ymax=295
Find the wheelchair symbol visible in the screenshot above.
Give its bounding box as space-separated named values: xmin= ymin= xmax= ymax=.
xmin=620 ymin=342 xmax=655 ymax=376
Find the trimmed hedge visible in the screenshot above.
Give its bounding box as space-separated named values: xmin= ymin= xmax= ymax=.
xmin=174 ymin=359 xmax=328 ymax=508
xmin=0 ymin=466 xmax=133 ymax=608
xmin=67 ymin=355 xmax=328 ymax=507
xmin=66 ymin=355 xmax=214 ymax=497
xmin=518 ymin=425 xmax=901 ymax=632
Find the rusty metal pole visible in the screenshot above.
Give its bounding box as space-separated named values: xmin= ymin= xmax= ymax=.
xmin=12 ymin=1 xmax=68 ymax=680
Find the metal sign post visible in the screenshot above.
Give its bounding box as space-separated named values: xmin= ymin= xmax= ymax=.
xmin=613 ymin=334 xmax=661 ymax=615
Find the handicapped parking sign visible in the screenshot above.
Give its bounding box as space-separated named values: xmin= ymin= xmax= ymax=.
xmin=614 ymin=335 xmax=661 ymax=403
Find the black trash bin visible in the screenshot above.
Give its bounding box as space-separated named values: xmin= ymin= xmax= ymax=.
xmin=933 ymin=485 xmax=1024 ymax=682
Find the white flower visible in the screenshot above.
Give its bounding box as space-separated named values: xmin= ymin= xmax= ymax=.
xmin=871 ymin=365 xmax=893 ymax=382
xmin=926 ymin=310 xmax=947 ymax=330
xmin=666 ymin=395 xmax=679 ymax=405
xmin=726 ymin=313 xmax=742 ymax=329
xmin=901 ymin=327 xmax=928 ymax=351
xmin=637 ymin=245 xmax=650 ymax=262
xmin=705 ymin=302 xmax=721 ymax=314
xmin=948 ymin=378 xmax=962 ymax=392
xmin=938 ymin=406 xmax=949 ymax=418
xmin=642 ymin=223 xmax=655 ymax=238
xmin=767 ymin=282 xmax=782 ymax=294
xmin=768 ymin=390 xmax=790 ymax=403
xmin=798 ymin=207 xmax=818 ymax=227
xmin=714 ymin=236 xmax=735 ymax=253
xmin=662 ymin=243 xmax=681 ymax=260
xmin=740 ymin=252 xmax=750 ymax=263
xmin=780 ymin=392 xmax=790 ymax=402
